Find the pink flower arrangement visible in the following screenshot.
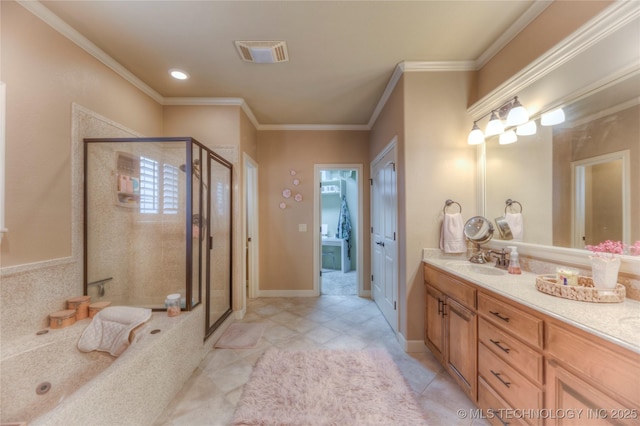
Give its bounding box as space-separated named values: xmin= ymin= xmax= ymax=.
xmin=629 ymin=241 xmax=640 ymax=256
xmin=585 ymin=240 xmax=625 ymax=259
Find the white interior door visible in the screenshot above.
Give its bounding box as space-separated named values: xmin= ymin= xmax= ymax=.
xmin=371 ymin=145 xmax=397 ymax=331
xmin=244 ymin=154 xmax=259 ymax=300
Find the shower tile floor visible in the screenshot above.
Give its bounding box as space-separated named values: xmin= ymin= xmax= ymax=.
xmin=154 ymin=296 xmax=489 ymax=426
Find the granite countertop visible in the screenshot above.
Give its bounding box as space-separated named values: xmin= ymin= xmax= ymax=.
xmin=422 ymin=250 xmax=640 ymax=355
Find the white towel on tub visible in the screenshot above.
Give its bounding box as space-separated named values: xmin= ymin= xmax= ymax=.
xmin=78 ymin=306 xmax=152 ymax=357
xmin=505 ymin=212 xmax=523 ymax=241
xmin=439 ymin=213 xmax=466 ymax=253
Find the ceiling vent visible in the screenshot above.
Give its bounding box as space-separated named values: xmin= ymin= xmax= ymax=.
xmin=234 ymin=41 xmax=289 ymax=64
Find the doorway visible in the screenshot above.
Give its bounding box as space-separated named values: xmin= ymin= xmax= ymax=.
xmin=571 ymin=150 xmax=630 ymax=248
xmin=314 ymin=165 xmax=363 ymax=296
xmin=244 ymin=154 xmax=259 ymax=303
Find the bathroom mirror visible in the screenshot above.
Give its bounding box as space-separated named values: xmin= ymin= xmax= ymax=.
xmin=485 ymin=71 xmax=639 ymax=250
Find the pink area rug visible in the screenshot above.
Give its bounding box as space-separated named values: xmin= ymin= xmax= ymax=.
xmin=233 ymin=349 xmax=428 ymax=425
xmin=215 ymin=323 xmax=266 ymax=349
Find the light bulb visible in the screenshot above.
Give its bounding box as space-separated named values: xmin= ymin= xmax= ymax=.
xmin=499 ymin=130 xmax=517 ymax=145
xmin=541 ymin=108 xmax=565 ymax=126
xmin=516 ymin=120 xmax=537 ymax=136
xmin=467 ymin=123 xmax=485 ymax=145
xmin=485 ymin=111 xmax=504 ymax=137
xmin=506 ymin=97 xmax=529 ymax=127
xmin=169 ymin=69 xmax=189 ymax=80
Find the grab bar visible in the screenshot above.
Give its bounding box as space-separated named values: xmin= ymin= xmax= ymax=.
xmin=88 ymin=277 xmax=113 ymax=297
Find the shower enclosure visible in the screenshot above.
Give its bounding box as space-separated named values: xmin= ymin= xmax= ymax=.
xmin=84 ymin=137 xmax=232 ymax=338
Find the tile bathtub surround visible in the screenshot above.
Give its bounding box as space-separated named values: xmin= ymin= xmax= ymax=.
xmin=154 ymin=296 xmax=489 ymax=426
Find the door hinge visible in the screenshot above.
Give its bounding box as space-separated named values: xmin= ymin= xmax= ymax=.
xmin=392 ymin=162 xmax=396 ymax=172
xmin=369 ymin=178 xmax=373 ymax=186
xmin=371 ymin=226 xmax=373 ymax=233
xmin=371 ymin=274 xmax=374 ymax=282
xmin=394 ymin=301 xmax=397 ymax=310
xmin=320 ymin=270 xmax=322 ymax=276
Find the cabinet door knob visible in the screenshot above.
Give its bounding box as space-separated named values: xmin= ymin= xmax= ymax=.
xmin=489 ymin=339 xmax=511 ymax=354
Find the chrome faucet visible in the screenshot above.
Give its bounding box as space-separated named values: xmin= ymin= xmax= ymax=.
xmin=487 ymin=249 xmax=509 ymax=269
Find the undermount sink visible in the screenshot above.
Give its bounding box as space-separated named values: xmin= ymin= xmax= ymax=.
xmin=444 ymin=261 xmax=507 ymax=276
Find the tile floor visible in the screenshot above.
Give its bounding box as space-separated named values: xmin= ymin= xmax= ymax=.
xmin=154 ymin=296 xmax=489 ymax=426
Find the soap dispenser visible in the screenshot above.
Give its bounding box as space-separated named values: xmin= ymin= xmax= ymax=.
xmin=507 ymin=246 xmax=521 ymax=275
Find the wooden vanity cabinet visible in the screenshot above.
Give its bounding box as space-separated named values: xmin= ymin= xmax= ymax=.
xmin=477 ymin=292 xmax=544 ymax=426
xmin=545 ymin=321 xmax=640 ymax=426
xmin=423 ymin=262 xmax=640 ymax=426
xmin=424 ymin=265 xmax=477 ymax=401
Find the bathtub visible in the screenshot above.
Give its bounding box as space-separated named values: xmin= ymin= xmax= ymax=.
xmin=0 ymin=307 xmax=212 ymax=425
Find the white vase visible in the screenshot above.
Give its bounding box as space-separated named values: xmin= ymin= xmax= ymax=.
xmin=590 ymin=256 xmax=621 ymax=289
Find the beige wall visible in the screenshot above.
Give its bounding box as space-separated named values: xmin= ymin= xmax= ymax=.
xmin=403 ymin=71 xmax=477 ymax=341
xmin=1 ymin=1 xmax=163 ymax=267
xmin=370 ymin=71 xmax=476 ymax=342
xmin=476 ymin=1 xmax=611 ymax=102
xmin=257 ymin=130 xmax=369 ymax=292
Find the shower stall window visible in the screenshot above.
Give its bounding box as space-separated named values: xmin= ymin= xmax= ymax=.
xmin=84 ymin=137 xmax=233 ymax=338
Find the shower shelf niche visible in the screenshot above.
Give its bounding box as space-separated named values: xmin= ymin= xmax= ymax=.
xmin=115 ymin=151 xmax=140 ymax=208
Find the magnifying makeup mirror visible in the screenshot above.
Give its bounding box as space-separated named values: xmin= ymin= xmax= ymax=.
xmin=464 ymin=216 xmax=494 ymax=263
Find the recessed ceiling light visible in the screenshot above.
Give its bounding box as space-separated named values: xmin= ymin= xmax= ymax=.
xmin=169 ymin=69 xmax=189 ymax=80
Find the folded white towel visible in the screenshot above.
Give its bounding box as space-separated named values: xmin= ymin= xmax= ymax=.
xmin=78 ymin=306 xmax=152 ymax=357
xmin=505 ymin=212 xmax=523 ymax=241
xmin=440 ymin=213 xmax=466 ymax=253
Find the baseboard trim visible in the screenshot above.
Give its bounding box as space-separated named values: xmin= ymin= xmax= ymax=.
xmin=257 ymin=289 xmax=318 ymax=297
xmin=398 ymin=332 xmax=428 ymax=353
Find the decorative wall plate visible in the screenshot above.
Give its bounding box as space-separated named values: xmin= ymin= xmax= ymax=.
xmin=279 ymin=202 xmax=286 ymax=209
xmin=293 ymin=178 xmax=300 ymax=186
xmin=294 ymin=193 xmax=303 ymax=202
xmin=290 ymin=170 xmax=297 ymax=176
xmin=282 ymin=188 xmax=292 ymax=198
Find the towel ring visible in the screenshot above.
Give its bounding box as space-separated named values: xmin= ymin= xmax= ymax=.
xmin=505 ymin=199 xmax=523 ymax=214
xmin=443 ymin=199 xmax=462 ymax=214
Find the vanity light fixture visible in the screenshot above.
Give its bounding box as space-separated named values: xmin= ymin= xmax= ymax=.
xmin=506 ymin=97 xmax=529 ymax=126
xmin=541 ymin=107 xmax=566 ymax=126
xmin=516 ymin=120 xmax=537 ymax=136
xmin=467 ymin=96 xmax=530 ymax=144
xmin=485 ymin=111 xmax=504 ymax=137
xmin=499 ymin=129 xmax=518 ymax=145
xmin=467 ymin=122 xmax=485 ymax=145
xmin=169 ymin=69 xmax=189 ymax=80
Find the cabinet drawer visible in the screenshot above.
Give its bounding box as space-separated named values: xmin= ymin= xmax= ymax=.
xmin=424 ymin=265 xmax=476 ymax=308
xmin=547 ymin=322 xmax=640 ymax=407
xmin=479 ymin=317 xmax=543 ymax=385
xmin=478 ymin=293 xmax=543 ymax=349
xmin=478 ymin=377 xmax=528 ymax=426
xmin=479 ymin=342 xmax=543 ymax=412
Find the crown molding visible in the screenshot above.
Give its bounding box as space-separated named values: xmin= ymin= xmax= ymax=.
xmin=468 ymin=1 xmax=640 ymax=119
xmin=258 ymin=124 xmax=369 ymax=131
xmin=403 ymin=61 xmax=477 ymax=72
xmin=475 ymin=1 xmax=552 ymax=68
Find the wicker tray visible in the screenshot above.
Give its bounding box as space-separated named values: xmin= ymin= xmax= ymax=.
xmin=535 ymin=274 xmax=625 ymax=303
